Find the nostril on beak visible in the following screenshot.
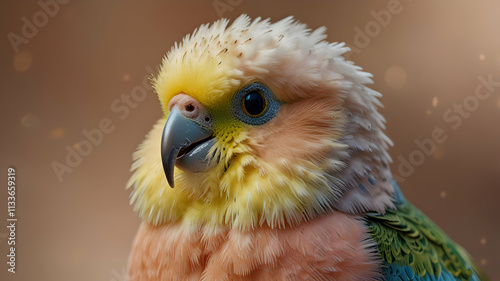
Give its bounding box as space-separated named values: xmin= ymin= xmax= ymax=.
xmin=167 ymin=94 xmax=213 ymax=130
xmin=168 ymin=94 xmax=201 ymax=119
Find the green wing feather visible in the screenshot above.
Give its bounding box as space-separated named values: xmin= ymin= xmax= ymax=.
xmin=366 ymin=195 xmax=487 ymax=280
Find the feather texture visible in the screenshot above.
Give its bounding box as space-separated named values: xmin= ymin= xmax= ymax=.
xmin=127 ymin=212 xmax=381 ymax=281
xmin=366 ymin=182 xmax=487 ymax=281
xmin=128 ymin=15 xmax=395 ymax=229
xmin=126 ymin=15 xmax=488 ymax=280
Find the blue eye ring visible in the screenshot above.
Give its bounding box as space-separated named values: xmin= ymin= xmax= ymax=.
xmin=232 ymin=83 xmax=281 ymax=125
xmin=241 ymin=89 xmax=267 ymax=117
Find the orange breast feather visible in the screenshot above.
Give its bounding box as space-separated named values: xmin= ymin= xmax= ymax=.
xmin=127 ymin=213 xmax=381 ymax=281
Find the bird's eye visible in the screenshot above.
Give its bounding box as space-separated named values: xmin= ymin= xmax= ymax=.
xmin=242 ymin=90 xmax=267 ymax=117
xmin=232 ymin=83 xmax=281 ymax=125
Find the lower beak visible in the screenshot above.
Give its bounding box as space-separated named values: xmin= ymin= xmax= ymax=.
xmin=161 ymin=107 xmax=216 ymax=188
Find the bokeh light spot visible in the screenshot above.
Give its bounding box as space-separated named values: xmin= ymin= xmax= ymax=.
xmin=21 ymin=113 xmax=39 ymax=128
xmin=440 ymin=191 xmax=447 ymax=198
xmin=50 ymin=127 xmax=65 ymax=139
xmin=384 ymin=66 xmax=407 ymax=89
xmin=432 ymin=97 xmax=438 ymax=107
xmin=432 ymin=146 xmax=445 ymax=159
xmin=479 ymin=54 xmax=485 ymax=61
xmin=13 ymin=51 xmax=33 ymax=73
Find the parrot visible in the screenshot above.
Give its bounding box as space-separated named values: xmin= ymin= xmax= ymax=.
xmin=126 ymin=15 xmax=488 ymax=281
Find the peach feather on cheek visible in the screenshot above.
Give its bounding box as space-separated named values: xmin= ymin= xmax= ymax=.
xmin=247 ymin=95 xmax=347 ymax=165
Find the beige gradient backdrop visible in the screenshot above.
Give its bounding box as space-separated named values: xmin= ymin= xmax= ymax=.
xmin=1 ymin=1 xmax=499 ymax=280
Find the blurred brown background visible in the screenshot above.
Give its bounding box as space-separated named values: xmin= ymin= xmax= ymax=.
xmin=1 ymin=0 xmax=499 ymax=280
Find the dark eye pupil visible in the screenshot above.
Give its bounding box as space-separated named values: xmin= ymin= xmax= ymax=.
xmin=243 ymin=91 xmax=265 ymax=116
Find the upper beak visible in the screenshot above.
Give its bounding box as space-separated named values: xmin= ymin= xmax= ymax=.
xmin=161 ymin=107 xmax=216 ymax=188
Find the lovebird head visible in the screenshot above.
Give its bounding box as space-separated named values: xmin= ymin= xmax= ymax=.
xmin=127 ymin=15 xmax=394 ymax=229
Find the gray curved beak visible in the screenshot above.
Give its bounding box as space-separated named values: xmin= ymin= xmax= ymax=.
xmin=161 ymin=107 xmax=216 ymax=188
